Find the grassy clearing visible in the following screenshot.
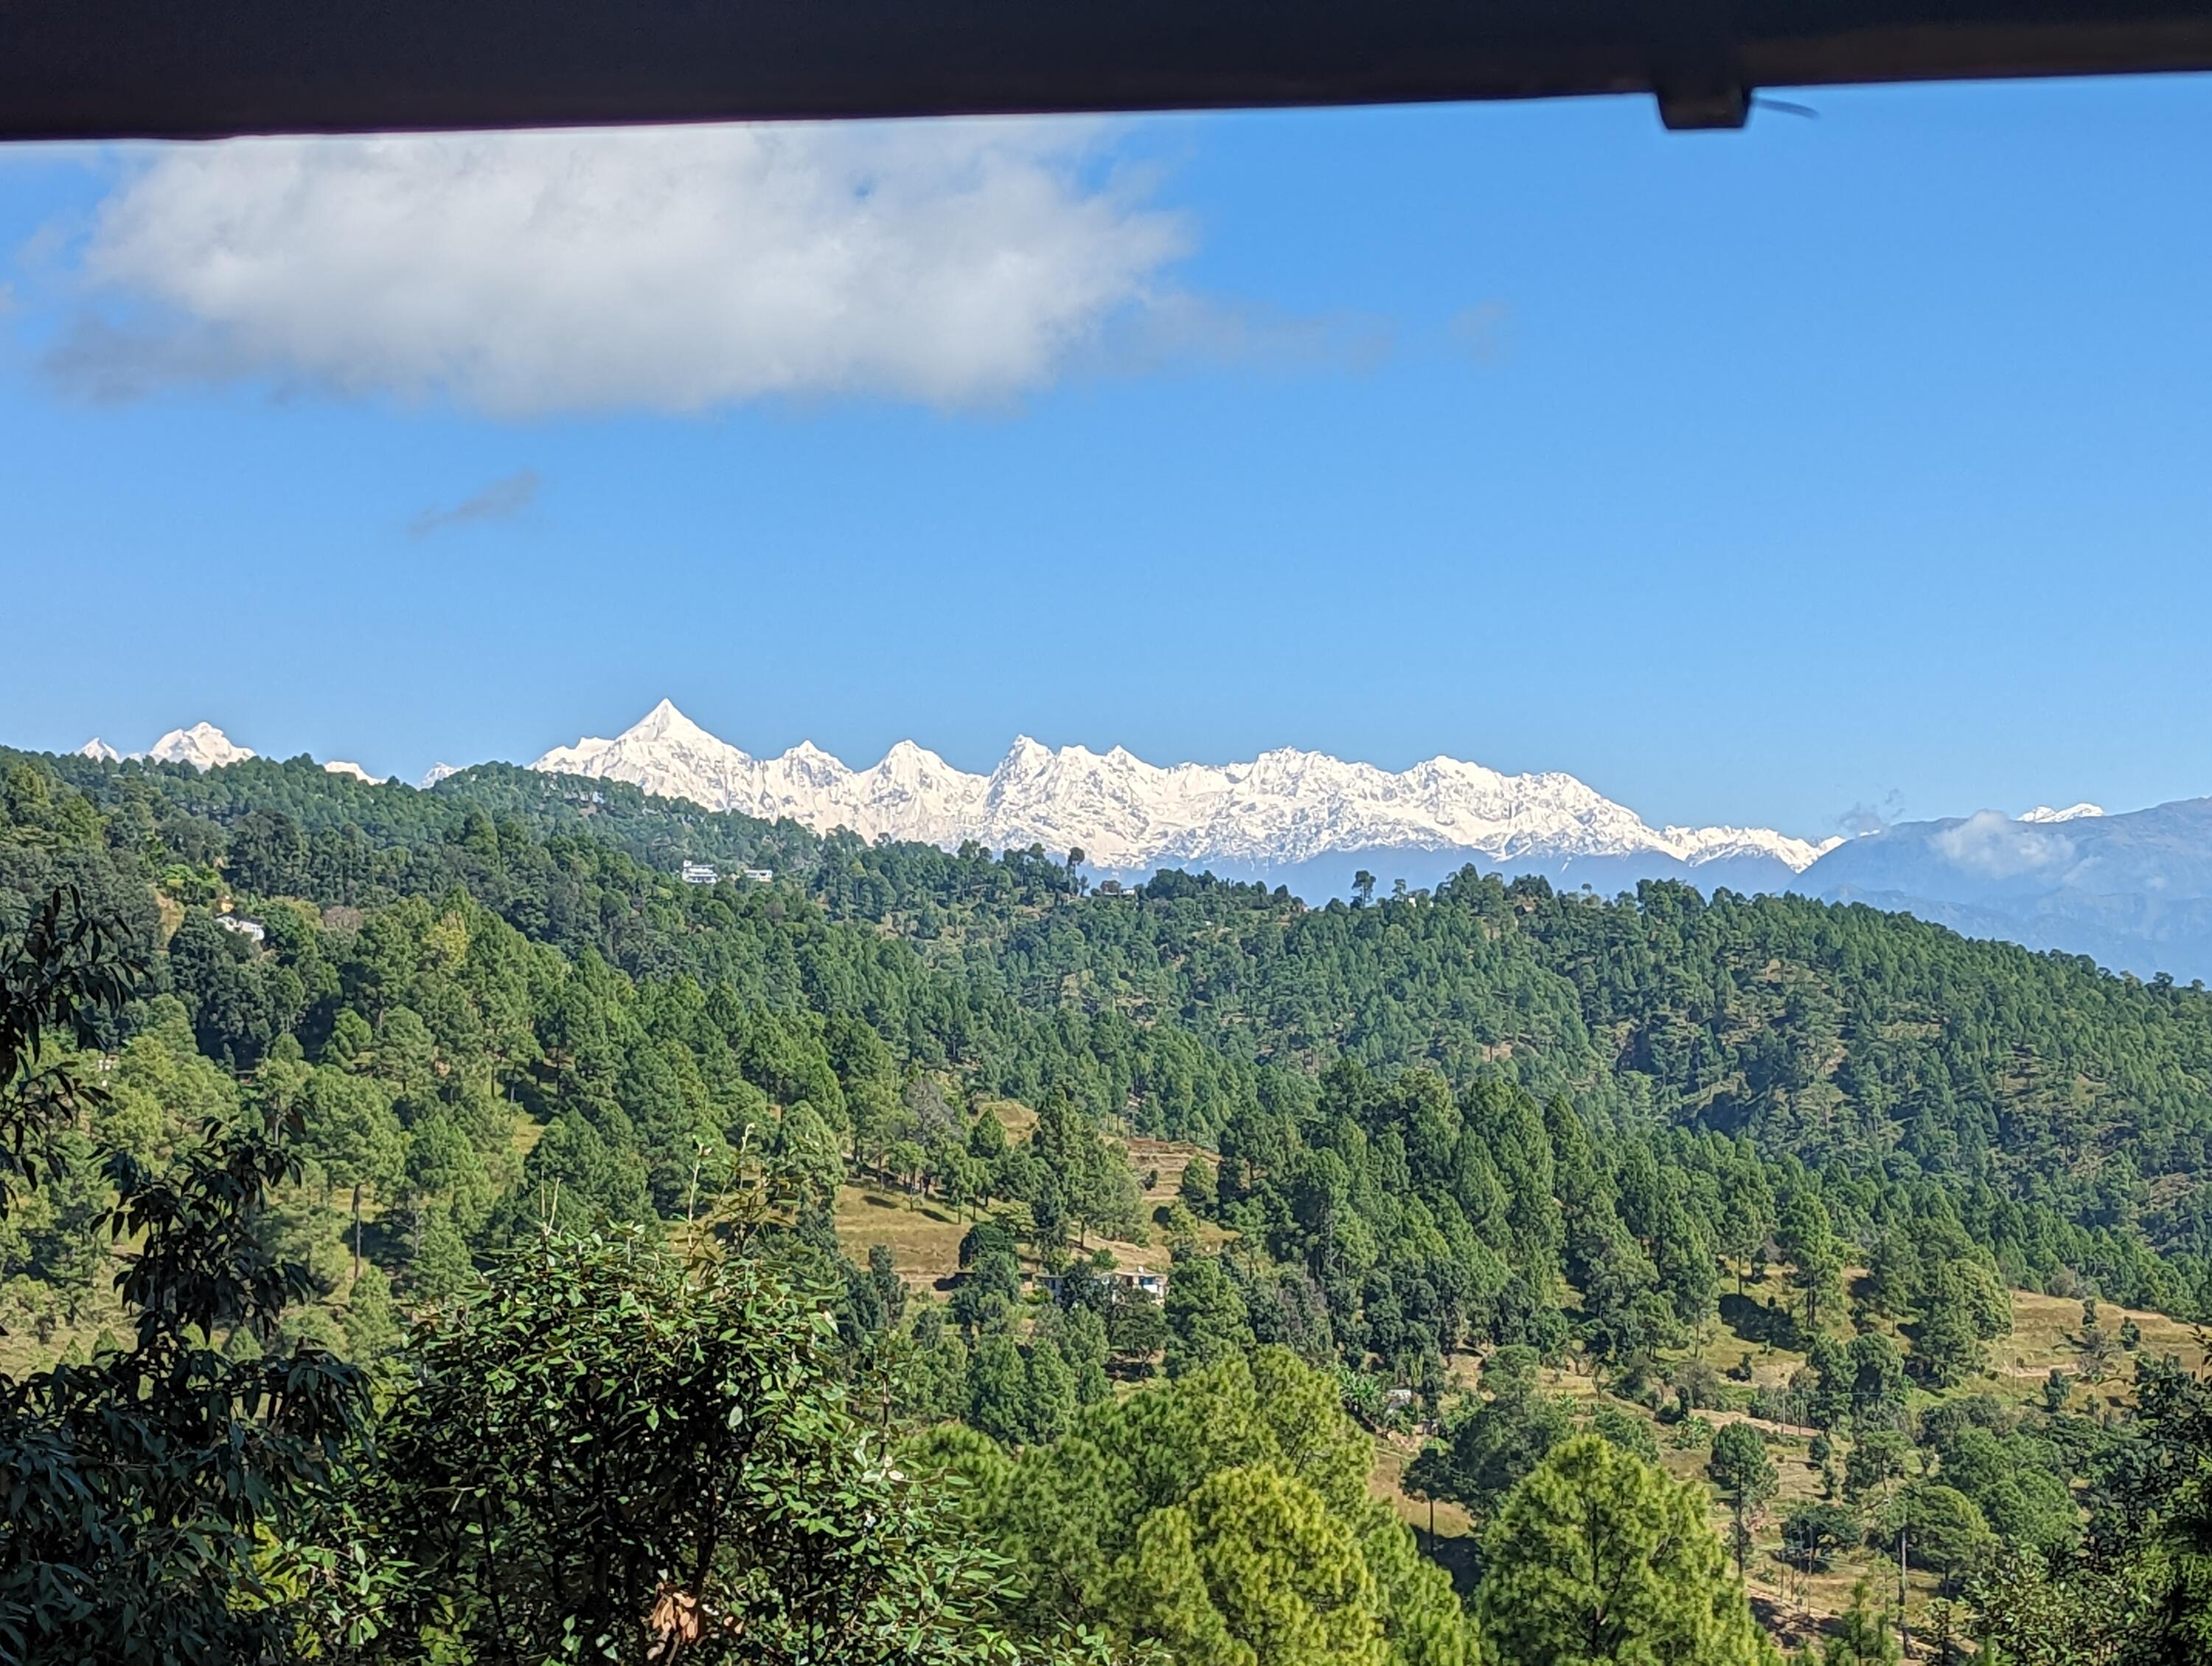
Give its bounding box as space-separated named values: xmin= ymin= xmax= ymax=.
xmin=1360 ymin=1271 xmax=2206 ymax=1647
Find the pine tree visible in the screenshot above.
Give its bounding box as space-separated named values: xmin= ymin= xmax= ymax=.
xmin=1480 ymin=1434 xmax=1777 ymax=1666
xmin=1823 ymin=1578 xmax=1900 ymax=1666
xmin=1709 ymin=1422 xmax=1779 ymax=1582
xmin=1163 ymin=1256 xmax=1253 ymax=1377
xmin=1113 ymin=1462 xmax=1388 ymax=1666
xmin=1776 ymin=1190 xmax=1841 ymax=1336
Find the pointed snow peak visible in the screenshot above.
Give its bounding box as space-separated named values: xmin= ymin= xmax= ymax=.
xmin=880 ymin=739 xmax=954 ymax=772
xmin=420 ymin=763 xmax=463 ymax=789
xmin=77 ymin=737 xmax=120 ymax=762
xmin=144 ymin=723 xmax=255 ymax=771
xmin=622 ymin=699 xmax=718 ymax=746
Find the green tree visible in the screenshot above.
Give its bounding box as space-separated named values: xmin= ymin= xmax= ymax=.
xmin=967 ymin=1334 xmax=1031 ymax=1443
xmin=0 ymin=886 xmax=139 ymax=1211
xmin=1479 ymin=1434 xmax=1776 ymax=1666
xmin=1966 ymin=1547 xmax=2169 ymax=1666
xmin=1910 ymin=1274 xmax=1988 ymax=1389
xmin=986 ymin=1347 xmax=1469 ymax=1666
xmin=1846 ymin=1428 xmax=1913 ymax=1504
xmin=1178 ymin=1153 xmax=1217 ymax=1216
xmin=363 ymin=1224 xmax=1072 ymax=1665
xmin=1776 ymin=1190 xmax=1842 ymax=1336
xmin=1405 ymin=1346 xmax=1571 ymax=1532
xmin=1023 ymin=1337 xmax=1079 ymax=1445
xmin=1888 ymin=1482 xmax=1993 ymax=1580
xmin=1588 ymin=1402 xmax=1660 ymax=1465
xmin=1781 ymin=1502 xmax=1862 ymax=1573
xmin=302 ymin=1066 xmax=405 ymax=1282
xmin=1112 ymin=1462 xmax=1387 ymax=1666
xmin=1822 ymin=1578 xmax=1900 ymax=1666
xmin=1164 ymin=1256 xmax=1253 ymax=1377
xmin=1710 ymin=1422 xmax=1779 ymax=1580
xmin=341 ymin=1260 xmax=404 ymax=1362
xmin=0 ymin=887 xmax=369 ymax=1665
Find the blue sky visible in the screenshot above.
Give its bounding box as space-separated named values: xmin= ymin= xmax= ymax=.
xmin=2 ymin=76 xmax=2208 ymax=839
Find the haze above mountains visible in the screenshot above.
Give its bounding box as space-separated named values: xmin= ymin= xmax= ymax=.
xmin=58 ymin=701 xmax=2212 ymax=982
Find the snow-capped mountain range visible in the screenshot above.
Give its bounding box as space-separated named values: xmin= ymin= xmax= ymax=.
xmin=59 ymin=708 xmax=2212 ymax=977
xmin=530 ymin=700 xmax=1841 ymax=883
xmin=80 ymin=723 xmax=257 ymax=771
xmin=79 ymin=726 xmax=383 ymax=782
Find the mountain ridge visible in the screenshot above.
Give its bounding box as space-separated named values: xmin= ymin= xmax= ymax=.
xmin=528 ymin=699 xmax=1841 ymax=881
xmin=43 ymin=707 xmax=2212 ymax=978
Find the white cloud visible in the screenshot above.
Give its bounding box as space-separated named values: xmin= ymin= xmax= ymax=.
xmin=1933 ymin=809 xmax=2076 ymax=880
xmin=47 ymin=121 xmax=1192 ymax=415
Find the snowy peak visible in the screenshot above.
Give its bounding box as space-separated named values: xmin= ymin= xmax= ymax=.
xmin=1663 ymin=825 xmax=1845 ymax=871
xmin=622 ymin=698 xmax=723 ymax=749
xmin=77 ymin=738 xmax=121 ymax=762
xmin=324 ymin=760 xmax=375 ymax=782
xmin=143 ymin=723 xmax=255 ymax=771
xmin=528 ymin=702 xmax=1831 ymax=878
xmin=2021 ymin=802 xmax=2106 ymax=824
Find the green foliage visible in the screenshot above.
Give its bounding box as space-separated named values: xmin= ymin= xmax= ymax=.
xmin=1966 ymin=1547 xmax=2171 ymax=1666
xmin=1710 ymin=1422 xmax=1779 ymax=1506
xmin=1116 ymin=1463 xmax=1387 ymax=1666
xmin=1887 ymin=1482 xmax=1994 ymax=1578
xmin=1781 ymin=1502 xmax=1863 ymax=1572
xmin=1821 ymin=1579 xmax=1899 ymax=1666
xmin=970 ymin=1347 xmax=1470 ymax=1666
xmin=14 ymin=756 xmax=2212 ymax=1662
xmin=0 ymin=886 xmax=142 ymax=1218
xmin=358 ymin=1223 xmax=1063 ymax=1665
xmin=1164 ymin=1256 xmax=1253 ymax=1377
xmin=1404 ymin=1345 xmax=1571 ymax=1534
xmin=0 ymin=889 xmax=369 ymax=1665
xmin=1969 ymin=1351 xmax=2212 ymax=1663
xmin=1478 ymin=1434 xmax=1777 ymax=1666
xmin=1587 ymin=1402 xmax=1660 ymax=1463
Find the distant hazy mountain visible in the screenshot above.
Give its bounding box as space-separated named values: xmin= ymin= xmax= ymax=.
xmin=1799 ymin=799 xmax=2212 ymax=982
xmin=530 ymin=700 xmax=1838 ymax=892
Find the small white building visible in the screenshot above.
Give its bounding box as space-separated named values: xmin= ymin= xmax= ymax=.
xmin=743 ymin=868 xmax=774 ymax=883
xmin=1035 ymin=1266 xmax=1168 ymax=1301
xmin=680 ymin=862 xmax=720 ymax=886
xmin=216 ymin=915 xmax=266 ymax=945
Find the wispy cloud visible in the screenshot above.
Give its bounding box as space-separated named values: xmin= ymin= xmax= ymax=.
xmin=1836 ymin=790 xmax=1905 ymax=837
xmin=1933 ymin=809 xmax=2077 ymax=879
xmin=408 ymin=469 xmax=540 ymax=538
xmin=43 ymin=122 xmax=1199 ymax=416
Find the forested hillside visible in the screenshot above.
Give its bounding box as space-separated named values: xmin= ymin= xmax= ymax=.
xmin=5 ymin=746 xmax=2212 ymax=1662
